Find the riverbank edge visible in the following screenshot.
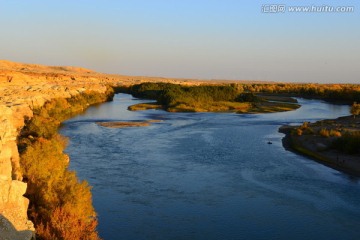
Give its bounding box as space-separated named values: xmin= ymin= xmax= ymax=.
xmin=279 ymin=123 xmax=360 ymax=177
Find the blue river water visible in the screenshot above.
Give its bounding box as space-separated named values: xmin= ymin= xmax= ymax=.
xmin=60 ymin=94 xmax=360 ymax=240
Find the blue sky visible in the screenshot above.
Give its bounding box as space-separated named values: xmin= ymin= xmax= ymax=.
xmin=0 ymin=0 xmax=359 ymax=83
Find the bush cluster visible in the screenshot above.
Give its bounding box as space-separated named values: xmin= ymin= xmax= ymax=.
xmin=319 ymin=128 xmax=342 ymax=138
xmin=295 ymin=122 xmax=315 ymax=136
xmin=18 ymin=88 xmax=114 ymax=239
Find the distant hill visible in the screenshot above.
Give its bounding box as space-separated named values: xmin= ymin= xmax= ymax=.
xmin=0 ymin=60 xmax=95 ymax=74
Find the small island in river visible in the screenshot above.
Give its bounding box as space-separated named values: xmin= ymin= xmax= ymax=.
xmin=122 ymin=82 xmax=300 ymax=114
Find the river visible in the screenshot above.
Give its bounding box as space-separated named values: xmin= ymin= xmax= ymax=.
xmin=60 ymin=93 xmax=360 ymax=240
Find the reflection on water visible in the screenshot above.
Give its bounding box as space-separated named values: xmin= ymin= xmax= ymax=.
xmin=61 ymin=94 xmax=360 ymax=240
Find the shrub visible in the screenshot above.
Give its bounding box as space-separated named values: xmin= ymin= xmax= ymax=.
xmin=296 ymin=128 xmax=303 ymax=136
xmin=300 ymin=122 xmax=309 ymax=130
xmin=319 ymin=128 xmax=330 ymax=138
xmin=329 ymin=129 xmax=342 ymax=137
xmin=351 ymin=102 xmax=360 ymax=118
xmin=317 ymin=128 xmax=341 ymax=138
xmin=21 ymin=135 xmax=99 ymax=240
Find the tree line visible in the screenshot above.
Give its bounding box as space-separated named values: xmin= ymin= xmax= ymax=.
xmin=125 ymin=82 xmax=360 ymax=108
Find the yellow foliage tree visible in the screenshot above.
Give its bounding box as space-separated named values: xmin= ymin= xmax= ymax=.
xmin=18 ymin=90 xmax=115 ymax=240
xmin=351 ymin=102 xmax=360 ymax=118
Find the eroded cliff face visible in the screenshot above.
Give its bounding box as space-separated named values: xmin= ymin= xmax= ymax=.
xmin=0 ymin=104 xmax=34 ymax=240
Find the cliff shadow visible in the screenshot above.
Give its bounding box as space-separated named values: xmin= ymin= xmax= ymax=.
xmin=0 ymin=214 xmax=34 ymax=240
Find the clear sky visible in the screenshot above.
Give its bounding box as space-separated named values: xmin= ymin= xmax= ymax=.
xmin=0 ymin=0 xmax=359 ymax=83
